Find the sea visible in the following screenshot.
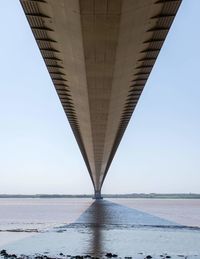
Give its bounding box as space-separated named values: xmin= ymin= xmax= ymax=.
xmin=0 ymin=198 xmax=200 ymax=258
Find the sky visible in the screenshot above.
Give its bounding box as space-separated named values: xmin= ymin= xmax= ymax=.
xmin=0 ymin=0 xmax=200 ymax=194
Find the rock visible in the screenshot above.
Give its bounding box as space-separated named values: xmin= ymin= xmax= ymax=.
xmin=146 ymin=256 xmax=152 ymax=259
xmin=105 ymin=253 xmax=117 ymax=258
xmin=0 ymin=250 xmax=8 ymax=256
xmin=166 ymin=256 xmax=171 ymax=258
xmin=59 ymin=253 xmax=64 ymax=256
xmin=0 ymin=250 xmax=18 ymax=259
xmin=106 ymin=253 xmax=113 ymax=258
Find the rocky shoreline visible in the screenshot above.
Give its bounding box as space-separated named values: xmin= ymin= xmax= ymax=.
xmin=0 ymin=230 xmax=39 ymax=233
xmin=0 ymin=249 xmax=194 ymax=259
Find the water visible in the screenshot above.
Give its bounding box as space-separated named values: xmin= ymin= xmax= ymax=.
xmin=0 ymin=198 xmax=92 ymax=232
xmin=110 ymin=198 xmax=200 ymax=227
xmin=0 ymin=198 xmax=92 ymax=247
xmin=0 ymin=198 xmax=200 ymax=257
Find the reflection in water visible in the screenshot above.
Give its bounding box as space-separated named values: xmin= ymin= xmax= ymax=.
xmin=4 ymin=200 xmax=200 ymax=257
xmin=74 ymin=199 xmax=178 ymax=256
xmin=89 ymin=201 xmax=104 ymax=256
xmin=75 ymin=200 xmax=105 ymax=255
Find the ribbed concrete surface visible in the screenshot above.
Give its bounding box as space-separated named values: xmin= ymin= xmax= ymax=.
xmin=20 ymin=0 xmax=181 ymax=193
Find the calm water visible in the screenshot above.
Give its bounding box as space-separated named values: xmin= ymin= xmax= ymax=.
xmin=0 ymin=198 xmax=200 ymax=232
xmin=110 ymin=198 xmax=200 ymax=227
xmin=0 ymin=198 xmax=200 ymax=256
xmin=0 ymin=198 xmax=92 ymax=231
xmin=0 ymin=198 xmax=92 ymax=247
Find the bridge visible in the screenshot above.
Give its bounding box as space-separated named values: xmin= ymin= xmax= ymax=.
xmin=20 ymin=0 xmax=181 ymax=199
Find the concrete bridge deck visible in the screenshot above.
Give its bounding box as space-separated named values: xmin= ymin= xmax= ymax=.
xmin=20 ymin=0 xmax=182 ymax=197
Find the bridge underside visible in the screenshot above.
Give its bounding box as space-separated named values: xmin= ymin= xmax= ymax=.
xmin=20 ymin=0 xmax=181 ymax=195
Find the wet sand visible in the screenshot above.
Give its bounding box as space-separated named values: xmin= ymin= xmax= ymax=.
xmin=1 ymin=200 xmax=200 ymax=258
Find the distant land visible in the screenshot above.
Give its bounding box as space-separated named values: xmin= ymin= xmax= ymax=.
xmin=0 ymin=193 xmax=200 ymax=199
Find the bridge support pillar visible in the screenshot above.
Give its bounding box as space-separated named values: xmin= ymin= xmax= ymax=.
xmin=93 ymin=190 xmax=103 ymax=200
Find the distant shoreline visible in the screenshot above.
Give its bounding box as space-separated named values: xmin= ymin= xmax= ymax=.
xmin=0 ymin=193 xmax=200 ymax=199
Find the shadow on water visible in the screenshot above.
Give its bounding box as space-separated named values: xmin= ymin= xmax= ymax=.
xmin=74 ymin=199 xmax=178 ymax=226
xmin=3 ymin=200 xmax=200 ymax=256
xmin=67 ymin=199 xmax=180 ymax=255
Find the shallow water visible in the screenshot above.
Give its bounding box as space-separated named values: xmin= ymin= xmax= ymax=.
xmin=0 ymin=198 xmax=200 ymax=257
xmin=110 ymin=198 xmax=200 ymax=227
xmin=0 ymin=198 xmax=92 ymax=231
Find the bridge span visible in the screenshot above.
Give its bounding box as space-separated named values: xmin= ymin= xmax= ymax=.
xmin=20 ymin=0 xmax=181 ymax=199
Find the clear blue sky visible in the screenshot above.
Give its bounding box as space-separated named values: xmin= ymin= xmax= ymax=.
xmin=0 ymin=0 xmax=199 ymax=194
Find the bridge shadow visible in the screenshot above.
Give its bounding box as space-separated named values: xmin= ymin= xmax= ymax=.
xmin=3 ymin=200 xmax=187 ymax=257
xmin=68 ymin=199 xmax=179 ymax=256
xmin=75 ymin=199 xmax=177 ymax=226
